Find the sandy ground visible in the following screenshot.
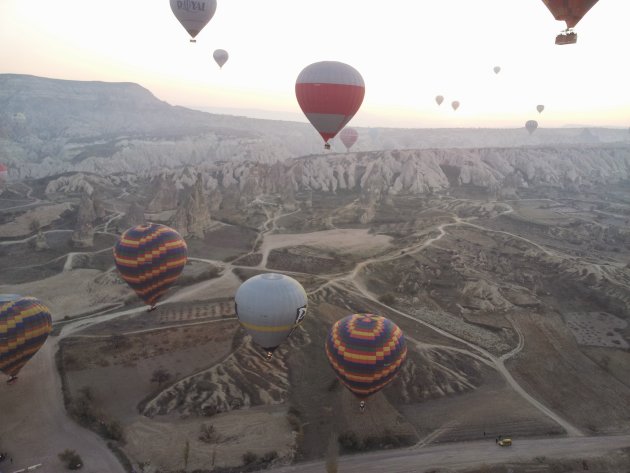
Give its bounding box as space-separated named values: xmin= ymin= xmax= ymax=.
xmin=0 ymin=269 xmax=129 ymax=320
xmin=0 ymin=341 xmax=126 ymax=473
xmin=124 ymin=405 xmax=296 ymax=471
xmin=0 ymin=203 xmax=73 ymax=237
xmin=259 ymin=228 xmax=393 ymax=268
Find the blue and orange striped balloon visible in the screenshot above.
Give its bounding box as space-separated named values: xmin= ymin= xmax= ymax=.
xmin=113 ymin=224 xmax=188 ymax=308
xmin=325 ymin=313 xmax=407 ymax=399
xmin=0 ymin=294 xmax=52 ymax=378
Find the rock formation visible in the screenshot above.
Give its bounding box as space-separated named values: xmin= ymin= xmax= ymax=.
xmin=71 ymin=192 xmax=96 ymax=247
xmin=172 ymin=174 xmax=212 ymax=239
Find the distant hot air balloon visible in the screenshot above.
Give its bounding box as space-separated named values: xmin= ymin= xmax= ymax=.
xmin=0 ymin=163 xmax=7 ymax=186
xmin=493 ymin=66 xmax=501 ymax=74
xmin=526 ymin=120 xmax=539 ymax=134
xmin=537 ymin=104 xmax=545 ymax=113
xmin=326 ymin=313 xmax=407 ymax=411
xmin=234 ymin=273 xmax=307 ymax=359
xmin=170 ymin=0 xmax=217 ymax=42
xmin=451 ymin=101 xmax=460 ymax=111
xmin=113 ymin=224 xmax=188 ymax=310
xmin=213 ymin=49 xmax=229 ymax=69
xmin=0 ymin=294 xmax=52 ymax=384
xmin=435 ymin=95 xmax=444 ymax=106
xmin=295 ymin=61 xmax=365 ymax=150
xmin=340 ymin=127 xmax=359 ymax=151
xmin=541 ymin=0 xmax=599 ymax=44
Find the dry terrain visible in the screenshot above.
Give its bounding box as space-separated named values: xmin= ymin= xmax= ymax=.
xmin=1 ymin=170 xmax=630 ymax=473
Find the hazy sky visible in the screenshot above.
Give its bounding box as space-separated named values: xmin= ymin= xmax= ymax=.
xmin=1 ymin=0 xmax=628 ymax=128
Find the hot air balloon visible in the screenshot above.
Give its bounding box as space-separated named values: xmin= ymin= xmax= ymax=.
xmin=170 ymin=0 xmax=217 ymax=42
xmin=526 ymin=120 xmax=539 ymax=134
xmin=451 ymin=101 xmax=460 ymax=111
xmin=0 ymin=163 xmax=7 ymax=186
xmin=493 ymin=66 xmax=501 ymax=74
xmin=541 ymin=0 xmax=599 ymax=44
xmin=325 ymin=313 xmax=407 ymax=411
xmin=213 ymin=49 xmax=229 ymax=69
xmin=113 ymin=224 xmax=188 ymax=311
xmin=435 ymin=95 xmax=444 ymax=106
xmin=537 ymin=105 xmax=545 ymax=113
xmin=1 ymin=295 xmax=52 ymax=384
xmin=234 ymin=273 xmax=307 ymax=359
xmin=295 ymin=61 xmax=365 ymax=150
xmin=340 ymin=127 xmax=359 ymax=151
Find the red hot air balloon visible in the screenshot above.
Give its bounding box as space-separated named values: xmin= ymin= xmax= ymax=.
xmin=340 ymin=127 xmax=359 ymax=152
xmin=325 ymin=313 xmax=407 ymax=411
xmin=295 ymin=61 xmax=365 ymax=150
xmin=0 ymin=163 xmax=7 ymax=187
xmin=113 ymin=224 xmax=188 ymax=311
xmin=541 ymin=0 xmax=599 ymax=44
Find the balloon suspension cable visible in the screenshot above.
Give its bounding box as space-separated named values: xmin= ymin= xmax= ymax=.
xmin=324 ymin=143 xmax=331 ymax=150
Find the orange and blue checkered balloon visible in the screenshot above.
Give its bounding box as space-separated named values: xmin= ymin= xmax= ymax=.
xmin=0 ymin=295 xmax=52 ymax=377
xmin=113 ymin=224 xmax=188 ymax=307
xmin=325 ymin=313 xmax=407 ymax=399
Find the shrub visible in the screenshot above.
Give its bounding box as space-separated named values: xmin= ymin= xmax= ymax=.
xmin=58 ymin=449 xmax=83 ymax=470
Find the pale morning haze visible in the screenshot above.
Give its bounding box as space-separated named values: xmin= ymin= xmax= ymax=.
xmin=1 ymin=0 xmax=629 ymax=128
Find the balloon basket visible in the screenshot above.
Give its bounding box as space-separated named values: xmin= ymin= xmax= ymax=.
xmin=555 ymin=30 xmax=577 ymax=45
xmin=324 ymin=143 xmax=331 ymax=150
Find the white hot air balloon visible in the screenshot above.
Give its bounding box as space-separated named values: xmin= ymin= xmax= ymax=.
xmin=170 ymin=0 xmax=217 ymax=42
xmin=234 ymin=273 xmax=308 ymax=359
xmin=213 ymin=49 xmax=229 ymax=68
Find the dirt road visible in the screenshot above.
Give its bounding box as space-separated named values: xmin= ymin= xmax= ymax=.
xmin=270 ymin=434 xmax=630 ymax=473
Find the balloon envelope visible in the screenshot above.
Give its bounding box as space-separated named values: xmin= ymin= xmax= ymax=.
xmin=526 ymin=120 xmax=539 ymax=134
xmin=113 ymin=224 xmax=188 ymax=307
xmin=340 ymin=127 xmax=359 ymax=151
xmin=235 ymin=273 xmax=308 ymax=352
xmin=537 ymin=104 xmax=545 ymax=113
xmin=170 ymin=0 xmax=217 ymax=40
xmin=541 ymin=0 xmax=599 ymax=28
xmin=435 ymin=95 xmax=444 ymax=106
xmin=0 ymin=295 xmax=52 ymax=378
xmin=295 ymin=61 xmax=365 ymax=146
xmin=451 ymin=101 xmax=460 ymax=111
xmin=493 ymin=66 xmax=501 ymax=74
xmin=213 ymin=49 xmax=229 ymax=68
xmin=325 ymin=313 xmax=407 ymax=399
xmin=0 ymin=163 xmax=7 ymax=184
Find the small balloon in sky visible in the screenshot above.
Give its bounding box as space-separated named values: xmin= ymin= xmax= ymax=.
xmin=526 ymin=119 xmax=539 ymax=134
xmin=340 ymin=127 xmax=359 ymax=151
xmin=493 ymin=66 xmax=501 ymax=74
xmin=213 ymin=49 xmax=229 ymax=69
xmin=170 ymin=0 xmax=218 ymax=43
xmin=451 ymin=100 xmax=460 ymax=111
xmin=435 ymin=95 xmax=444 ymax=106
xmin=537 ymin=104 xmax=545 ymax=113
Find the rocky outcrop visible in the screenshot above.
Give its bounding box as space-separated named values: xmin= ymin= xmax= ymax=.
xmin=121 ymin=201 xmax=146 ymax=229
xmin=71 ymin=192 xmax=96 ymax=247
xmin=172 ymin=174 xmax=212 ymax=239
xmin=147 ymin=176 xmax=178 ymax=212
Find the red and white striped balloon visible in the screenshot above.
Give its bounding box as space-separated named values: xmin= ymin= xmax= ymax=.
xmin=340 ymin=127 xmax=359 ymax=151
xmin=295 ymin=61 xmax=365 ymax=148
